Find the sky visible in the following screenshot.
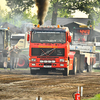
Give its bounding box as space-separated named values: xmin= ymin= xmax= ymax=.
xmin=0 ymin=0 xmax=10 ymax=11
xmin=72 ymin=10 xmax=88 ymax=18
xmin=0 ymin=0 xmax=88 ymax=18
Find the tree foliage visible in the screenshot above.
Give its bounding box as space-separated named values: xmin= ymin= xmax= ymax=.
xmin=0 ymin=6 xmax=9 ymax=22
xmin=0 ymin=0 xmax=38 ymax=27
xmin=49 ymin=0 xmax=100 ymax=26
xmin=0 ymin=6 xmax=38 ymax=27
xmin=6 ymin=0 xmax=34 ymax=16
xmin=5 ymin=0 xmax=100 ymax=26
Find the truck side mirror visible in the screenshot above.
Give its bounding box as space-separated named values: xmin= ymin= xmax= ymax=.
xmin=68 ymin=35 xmax=71 ymax=43
xmin=27 ymin=34 xmax=29 ymax=41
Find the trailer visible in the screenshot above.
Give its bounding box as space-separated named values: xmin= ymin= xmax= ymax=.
xmin=70 ymin=26 xmax=96 ymax=72
xmin=27 ymin=25 xmax=88 ymax=76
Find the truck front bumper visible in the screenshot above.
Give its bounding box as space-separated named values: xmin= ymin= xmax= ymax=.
xmin=29 ymin=62 xmax=67 ymax=68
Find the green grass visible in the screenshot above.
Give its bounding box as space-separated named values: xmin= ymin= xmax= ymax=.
xmin=82 ymin=94 xmax=100 ymax=100
xmin=93 ymin=69 xmax=100 ymax=72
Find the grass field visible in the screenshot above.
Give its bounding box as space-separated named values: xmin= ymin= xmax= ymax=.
xmin=83 ymin=69 xmax=100 ymax=100
xmin=82 ymin=94 xmax=100 ymax=100
xmin=93 ymin=69 xmax=100 ymax=72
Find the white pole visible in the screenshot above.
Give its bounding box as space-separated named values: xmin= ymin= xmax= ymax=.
xmin=36 ymin=96 xmax=42 ymax=100
xmin=78 ymin=86 xmax=80 ymax=93
xmin=81 ymin=86 xmax=83 ymax=97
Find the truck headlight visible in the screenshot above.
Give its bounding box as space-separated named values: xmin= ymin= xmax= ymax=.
xmin=52 ymin=60 xmax=55 ymax=63
xmin=40 ymin=60 xmax=43 ymax=63
xmin=48 ymin=60 xmax=51 ymax=63
xmin=60 ymin=59 xmax=64 ymax=62
xmin=44 ymin=60 xmax=47 ymax=63
xmin=31 ymin=58 xmax=36 ymax=61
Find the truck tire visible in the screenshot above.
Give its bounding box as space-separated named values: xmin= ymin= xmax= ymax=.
xmin=63 ymin=67 xmax=69 ymax=76
xmin=17 ymin=55 xmax=29 ymax=68
xmin=70 ymin=57 xmax=77 ymax=75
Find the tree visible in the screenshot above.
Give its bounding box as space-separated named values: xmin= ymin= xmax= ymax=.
xmin=6 ymin=9 xmax=38 ymax=27
xmin=5 ymin=0 xmax=38 ymax=27
xmin=6 ymin=0 xmax=35 ymax=16
xmin=49 ymin=0 xmax=100 ymax=26
xmin=23 ymin=8 xmax=38 ymax=25
xmin=6 ymin=0 xmax=100 ymax=26
xmin=0 ymin=6 xmax=11 ymax=24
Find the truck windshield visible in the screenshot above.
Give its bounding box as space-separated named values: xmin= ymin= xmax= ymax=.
xmin=10 ymin=40 xmax=18 ymax=46
xmin=74 ymin=33 xmax=87 ymax=42
xmin=10 ymin=34 xmax=25 ymax=46
xmin=73 ymin=28 xmax=90 ymax=42
xmin=0 ymin=30 xmax=4 ymax=49
xmin=31 ymin=32 xmax=66 ymax=43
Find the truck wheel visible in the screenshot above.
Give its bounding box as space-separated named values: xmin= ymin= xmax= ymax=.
xmin=63 ymin=67 xmax=69 ymax=76
xmin=70 ymin=58 xmax=77 ymax=75
xmin=17 ymin=55 xmax=29 ymax=68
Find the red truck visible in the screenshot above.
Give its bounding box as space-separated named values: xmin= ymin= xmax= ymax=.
xmin=27 ymin=25 xmax=85 ymax=76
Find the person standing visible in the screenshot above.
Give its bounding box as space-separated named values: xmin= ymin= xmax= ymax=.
xmin=10 ymin=46 xmax=16 ymax=70
xmin=15 ymin=46 xmax=21 ymax=68
xmin=2 ymin=47 xmax=9 ymax=69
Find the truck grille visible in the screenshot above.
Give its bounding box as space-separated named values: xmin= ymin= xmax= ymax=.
xmin=32 ymin=48 xmax=64 ymax=56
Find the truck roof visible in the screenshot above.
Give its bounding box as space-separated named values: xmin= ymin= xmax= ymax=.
xmin=11 ymin=34 xmax=25 ymax=36
xmin=11 ymin=34 xmax=25 ymax=40
xmin=31 ymin=27 xmax=69 ymax=33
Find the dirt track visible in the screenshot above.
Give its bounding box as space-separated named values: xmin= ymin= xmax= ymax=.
xmin=0 ymin=69 xmax=100 ymax=100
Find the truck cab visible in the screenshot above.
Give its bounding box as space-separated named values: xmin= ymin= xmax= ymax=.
xmin=27 ymin=25 xmax=79 ymax=76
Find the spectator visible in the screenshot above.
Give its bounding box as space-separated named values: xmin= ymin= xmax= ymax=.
xmin=15 ymin=46 xmax=21 ymax=68
xmin=78 ymin=37 xmax=85 ymax=42
xmin=2 ymin=47 xmax=9 ymax=69
xmin=10 ymin=46 xmax=16 ymax=70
